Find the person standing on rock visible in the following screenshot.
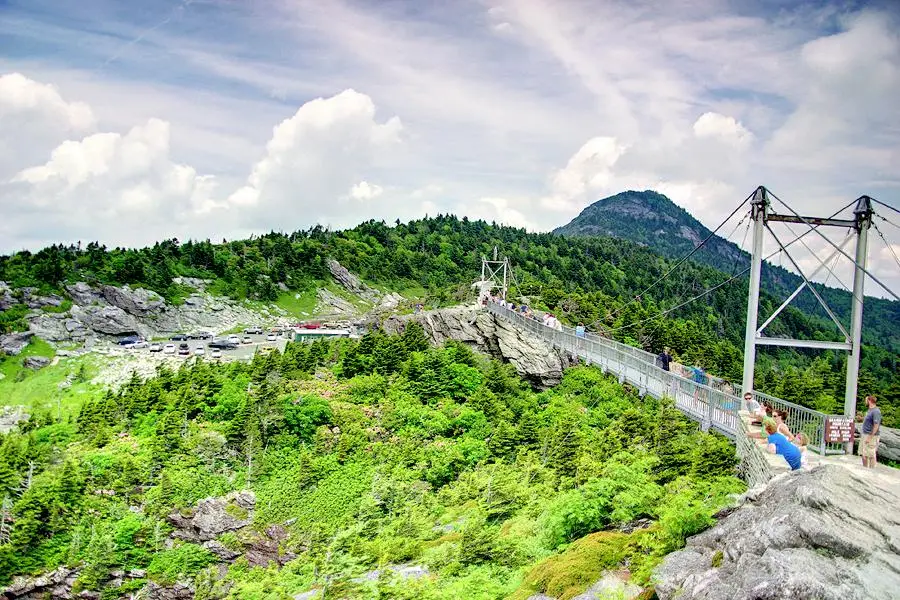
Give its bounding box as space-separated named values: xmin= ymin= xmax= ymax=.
xmin=860 ymin=395 xmax=881 ymax=468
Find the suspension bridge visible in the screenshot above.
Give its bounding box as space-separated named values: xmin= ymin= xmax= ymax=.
xmin=475 ymin=186 xmax=900 ymax=482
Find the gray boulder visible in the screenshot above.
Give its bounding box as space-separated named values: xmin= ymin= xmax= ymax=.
xmin=27 ymin=312 xmax=81 ymax=342
xmin=23 ymin=356 xmax=50 ymax=369
xmin=326 ymin=258 xmax=381 ymax=304
xmin=20 ymin=288 xmax=64 ymax=309
xmin=0 ymin=281 xmax=15 ymax=310
xmin=73 ymin=305 xmax=146 ymax=336
xmin=316 ymin=288 xmax=357 ymax=316
xmin=140 ymin=582 xmax=194 ymax=600
xmin=167 ymin=490 xmax=255 ymax=542
xmin=101 ymin=285 xmax=164 ymax=316
xmin=0 ymin=566 xmax=80 ymax=599
xmin=381 ymin=306 xmax=576 ymax=388
xmin=654 ymin=464 xmax=900 ymax=600
xmin=0 ymin=331 xmax=33 ymax=355
xmin=65 ymin=282 xmax=105 ymax=306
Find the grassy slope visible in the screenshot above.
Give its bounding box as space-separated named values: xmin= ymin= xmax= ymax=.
xmin=0 ymin=341 xmax=101 ymax=417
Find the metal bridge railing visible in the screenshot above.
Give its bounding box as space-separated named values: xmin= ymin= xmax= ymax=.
xmin=486 ymin=302 xmax=838 ymax=453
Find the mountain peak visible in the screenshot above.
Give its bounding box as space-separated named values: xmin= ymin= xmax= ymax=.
xmin=553 ymin=190 xmax=716 ymax=251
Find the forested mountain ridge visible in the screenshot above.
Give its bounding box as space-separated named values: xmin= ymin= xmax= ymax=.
xmin=552 ymin=190 xmax=900 ymax=352
xmin=1 ymin=214 xmax=898 ymax=423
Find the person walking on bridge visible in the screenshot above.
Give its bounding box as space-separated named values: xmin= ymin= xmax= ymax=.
xmin=657 ymin=347 xmax=672 ymax=372
xmin=861 ymin=395 xmax=881 ymax=469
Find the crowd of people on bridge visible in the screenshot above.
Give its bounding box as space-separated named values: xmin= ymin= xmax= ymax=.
xmin=488 ymin=296 xmax=563 ymax=330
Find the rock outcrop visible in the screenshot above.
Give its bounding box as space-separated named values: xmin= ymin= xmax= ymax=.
xmin=326 ymin=259 xmax=381 ymax=304
xmin=22 ymin=356 xmax=50 ymax=369
xmin=0 ymin=566 xmax=80 ymax=599
xmin=654 ymin=464 xmax=900 ymax=600
xmin=167 ymin=490 xmax=255 ymax=542
xmin=0 ymin=281 xmax=15 ymax=310
xmin=0 ymin=331 xmax=33 ymax=356
xmin=5 ymin=281 xmax=289 ymax=345
xmin=381 ymin=306 xmax=577 ymax=388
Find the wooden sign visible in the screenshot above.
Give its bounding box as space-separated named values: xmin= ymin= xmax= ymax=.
xmin=824 ymin=416 xmax=854 ymax=443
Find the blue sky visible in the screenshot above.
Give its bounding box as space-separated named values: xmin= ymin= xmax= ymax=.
xmin=1 ymin=0 xmax=899 ymax=296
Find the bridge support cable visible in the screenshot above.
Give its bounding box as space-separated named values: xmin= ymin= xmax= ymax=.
xmin=603 ymin=190 xmax=756 ymax=325
xmin=601 ymin=219 xmax=852 ymax=336
xmin=764 ymin=224 xmax=851 ymax=340
xmin=767 ymin=191 xmax=899 ymax=302
xmin=873 ymin=222 xmax=900 ymax=273
xmin=755 ymin=233 xmax=853 ymax=338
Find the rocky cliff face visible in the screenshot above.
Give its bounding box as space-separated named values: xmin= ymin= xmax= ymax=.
xmin=655 ymin=464 xmax=900 ymax=600
xmin=380 ymin=306 xmax=577 ymax=388
xmin=0 ymin=280 xmax=288 ymax=348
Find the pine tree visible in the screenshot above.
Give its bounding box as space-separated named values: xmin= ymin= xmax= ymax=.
xmin=401 ymin=321 xmax=430 ymax=353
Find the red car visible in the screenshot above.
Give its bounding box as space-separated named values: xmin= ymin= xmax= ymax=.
xmin=302 ymin=322 xmax=321 ymax=329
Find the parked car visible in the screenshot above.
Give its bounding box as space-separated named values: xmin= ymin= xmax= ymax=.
xmin=266 ymin=333 xmax=277 ymax=341
xmin=178 ymin=343 xmax=190 ymax=355
xmin=127 ymin=341 xmax=149 ymax=349
xmin=163 ymin=343 xmax=176 ymax=354
xmin=194 ymin=345 xmax=205 ymax=355
xmin=242 ymin=336 xmax=252 ymax=344
xmin=149 ymin=343 xmax=163 ymax=353
xmin=302 ymin=322 xmax=321 ymax=329
xmin=244 ymin=327 xmax=263 ymax=335
xmin=188 ymin=331 xmax=212 ymax=340
xmin=227 ymin=335 xmax=240 ymax=345
xmin=210 ymin=348 xmax=222 ymax=359
xmin=171 ymin=334 xmax=189 ymax=341
xmin=117 ymin=335 xmax=141 ymax=345
xmin=208 ymin=339 xmax=238 ymax=350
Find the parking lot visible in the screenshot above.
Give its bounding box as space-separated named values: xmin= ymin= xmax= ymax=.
xmin=131 ymin=331 xmax=291 ymax=362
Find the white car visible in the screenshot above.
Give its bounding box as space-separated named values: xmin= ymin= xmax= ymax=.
xmin=227 ymin=335 xmax=240 ymax=345
xmin=210 ymin=348 xmax=222 ymax=359
xmin=242 ymin=336 xmax=252 ymax=344
xmin=126 ymin=341 xmax=149 ymax=349
xmin=266 ymin=334 xmax=277 ymax=341
xmin=194 ymin=345 xmax=205 ymax=355
xmin=163 ymin=344 xmax=176 ymax=354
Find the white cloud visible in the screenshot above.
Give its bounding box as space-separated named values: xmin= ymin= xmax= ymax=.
xmin=693 ymin=112 xmax=753 ymax=147
xmin=0 ymin=72 xmax=95 ymax=130
xmin=349 ymin=181 xmax=384 ymax=200
xmin=543 ymin=137 xmax=625 ymax=211
xmin=226 ymin=89 xmax=403 ymax=228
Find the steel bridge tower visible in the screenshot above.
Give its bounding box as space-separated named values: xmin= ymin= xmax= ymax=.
xmin=741 ymin=187 xmax=874 ymax=453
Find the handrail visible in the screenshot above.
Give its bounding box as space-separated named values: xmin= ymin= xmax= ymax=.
xmin=485 ymin=301 xmax=840 ymax=454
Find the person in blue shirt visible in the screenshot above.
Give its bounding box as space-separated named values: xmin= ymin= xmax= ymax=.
xmin=575 ymin=323 xmax=586 ymax=338
xmin=764 ymin=418 xmax=802 ymax=470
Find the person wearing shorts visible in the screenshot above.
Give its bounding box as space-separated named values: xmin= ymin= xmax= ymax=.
xmin=860 ymin=395 xmax=881 ymax=468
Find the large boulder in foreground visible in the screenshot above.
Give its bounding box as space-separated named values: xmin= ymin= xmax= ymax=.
xmin=654 ymin=464 xmax=900 ymax=600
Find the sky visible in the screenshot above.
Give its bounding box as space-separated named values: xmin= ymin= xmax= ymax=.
xmin=1 ymin=0 xmax=899 ymax=301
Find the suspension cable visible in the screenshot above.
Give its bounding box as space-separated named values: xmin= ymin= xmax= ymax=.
xmin=766 ymin=190 xmax=900 ymax=302
xmin=604 ymin=191 xmax=755 ymax=321
xmin=600 ymin=208 xmax=858 ymax=335
xmin=873 ymin=222 xmax=900 ymax=273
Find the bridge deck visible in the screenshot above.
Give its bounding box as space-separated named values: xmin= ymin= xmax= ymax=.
xmin=486 ymin=302 xmax=843 ymax=455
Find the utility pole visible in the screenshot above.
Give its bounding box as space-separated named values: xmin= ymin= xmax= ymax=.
xmin=843 ymin=196 xmax=873 ymax=454
xmin=741 ymin=187 xmax=768 ymax=408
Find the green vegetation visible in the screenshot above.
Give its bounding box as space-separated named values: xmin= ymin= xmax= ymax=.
xmin=0 ymin=329 xmax=742 ymax=598
xmin=1 ymin=216 xmax=896 ymax=424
